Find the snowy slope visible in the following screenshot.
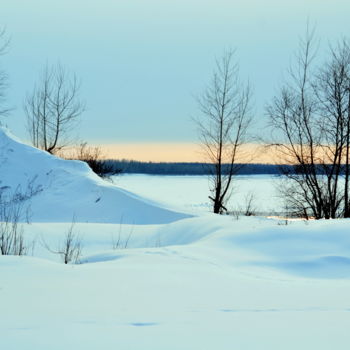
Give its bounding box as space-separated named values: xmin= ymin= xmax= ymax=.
xmin=0 ymin=128 xmax=191 ymax=224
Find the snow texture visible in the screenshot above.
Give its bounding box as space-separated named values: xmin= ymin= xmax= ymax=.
xmin=0 ymin=128 xmax=350 ymax=350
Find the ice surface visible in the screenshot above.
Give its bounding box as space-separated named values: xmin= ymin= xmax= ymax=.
xmin=113 ymin=173 xmax=284 ymax=214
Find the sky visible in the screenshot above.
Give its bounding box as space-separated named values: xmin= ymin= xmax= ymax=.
xmin=0 ymin=0 xmax=349 ymax=160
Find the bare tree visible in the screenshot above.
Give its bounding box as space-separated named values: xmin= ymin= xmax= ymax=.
xmin=267 ymin=26 xmax=350 ymax=219
xmin=267 ymin=27 xmax=325 ymax=219
xmin=0 ymin=27 xmax=10 ymax=120
xmin=195 ymin=50 xmax=252 ymax=214
xmin=25 ymin=63 xmax=85 ymax=154
xmin=314 ymin=39 xmax=350 ymax=217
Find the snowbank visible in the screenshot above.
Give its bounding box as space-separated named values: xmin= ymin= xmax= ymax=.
xmin=0 ymin=128 xmax=191 ymax=224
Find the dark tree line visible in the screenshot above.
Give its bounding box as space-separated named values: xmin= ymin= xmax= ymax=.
xmin=102 ymin=160 xmax=287 ymax=176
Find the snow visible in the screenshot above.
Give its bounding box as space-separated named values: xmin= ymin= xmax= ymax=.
xmin=0 ymin=128 xmax=190 ymax=224
xmin=113 ymin=173 xmax=284 ymax=214
xmin=0 ymin=128 xmax=350 ymax=349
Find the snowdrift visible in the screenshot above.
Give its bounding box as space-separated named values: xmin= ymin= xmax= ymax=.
xmin=2 ymin=217 xmax=350 ymax=350
xmin=0 ymin=128 xmax=191 ymax=224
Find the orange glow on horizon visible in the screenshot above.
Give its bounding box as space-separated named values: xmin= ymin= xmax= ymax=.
xmin=96 ymin=143 xmax=276 ymax=163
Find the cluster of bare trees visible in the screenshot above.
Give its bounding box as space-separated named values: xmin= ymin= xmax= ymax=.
xmin=196 ymin=30 xmax=350 ymax=219
xmin=267 ymin=28 xmax=350 ymax=219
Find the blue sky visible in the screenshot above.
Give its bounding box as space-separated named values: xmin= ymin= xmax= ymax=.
xmin=1 ymin=0 xmax=350 ymax=145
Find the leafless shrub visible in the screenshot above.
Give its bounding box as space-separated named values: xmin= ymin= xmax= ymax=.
xmin=42 ymin=220 xmax=83 ymax=264
xmin=0 ymin=187 xmax=35 ymax=256
xmin=59 ymin=222 xmax=82 ymax=264
xmin=111 ymin=218 xmax=134 ymax=249
xmin=11 ymin=176 xmax=43 ymax=204
xmin=0 ymin=201 xmax=26 ymax=255
xmin=243 ymin=192 xmax=256 ymax=216
xmin=61 ymin=142 xmax=120 ymax=178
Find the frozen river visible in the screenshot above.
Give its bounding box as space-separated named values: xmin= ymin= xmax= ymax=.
xmin=112 ymin=174 xmax=284 ymax=215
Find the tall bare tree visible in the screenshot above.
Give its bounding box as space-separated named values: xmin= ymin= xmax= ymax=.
xmin=0 ymin=27 xmax=10 ymax=120
xmin=268 ymin=27 xmax=350 ymax=219
xmin=267 ymin=27 xmax=326 ymax=218
xmin=25 ymin=63 xmax=84 ymax=154
xmin=195 ymin=50 xmax=252 ymax=214
xmin=314 ymin=39 xmax=350 ymax=217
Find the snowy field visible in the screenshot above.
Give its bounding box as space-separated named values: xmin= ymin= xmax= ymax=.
xmin=1 ymin=128 xmax=350 ymax=350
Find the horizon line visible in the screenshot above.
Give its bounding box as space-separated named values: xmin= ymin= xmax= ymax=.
xmin=92 ymin=143 xmax=275 ymax=163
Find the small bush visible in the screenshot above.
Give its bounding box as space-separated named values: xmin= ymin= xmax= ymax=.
xmin=60 ymin=142 xmax=121 ymax=178
xmin=0 ymin=186 xmax=36 ymax=256
xmin=42 ymin=220 xmax=83 ymax=264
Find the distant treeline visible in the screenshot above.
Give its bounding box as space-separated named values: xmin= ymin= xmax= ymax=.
xmin=103 ymin=160 xmax=286 ymax=175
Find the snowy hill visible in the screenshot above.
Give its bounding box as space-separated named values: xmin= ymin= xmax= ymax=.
xmin=0 ymin=128 xmax=191 ymax=224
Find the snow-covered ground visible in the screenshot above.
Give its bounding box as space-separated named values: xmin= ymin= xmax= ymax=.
xmin=1 ymin=129 xmax=350 ymax=350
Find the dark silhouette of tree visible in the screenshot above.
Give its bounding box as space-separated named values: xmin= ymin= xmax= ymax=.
xmin=268 ymin=26 xmax=350 ymax=219
xmin=195 ymin=50 xmax=253 ymax=214
xmin=0 ymin=27 xmax=10 ymax=120
xmin=314 ymin=38 xmax=350 ymax=217
xmin=25 ymin=63 xmax=84 ymax=154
